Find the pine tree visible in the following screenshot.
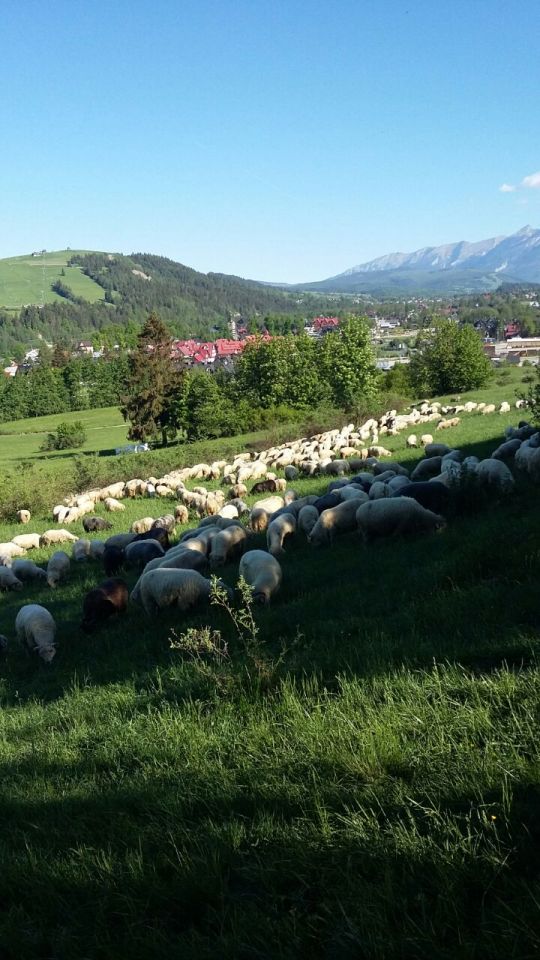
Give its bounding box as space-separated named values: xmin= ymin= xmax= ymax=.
xmin=121 ymin=313 xmax=183 ymax=444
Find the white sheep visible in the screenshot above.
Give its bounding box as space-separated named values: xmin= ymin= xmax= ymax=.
xmin=11 ymin=534 xmax=41 ymax=551
xmin=132 ymin=568 xmax=222 ymax=616
xmin=174 ymin=504 xmax=189 ymax=524
xmin=499 ymin=401 xmax=511 ymax=414
xmin=89 ymin=541 xmax=106 ymax=560
xmin=474 ymin=458 xmax=515 ymax=494
xmin=16 ymin=509 xmax=31 ymax=524
xmin=239 ymin=550 xmax=282 ymax=605
xmin=356 ymin=498 xmax=445 ymax=542
xmin=420 ymin=434 xmax=433 ymax=447
xmin=266 ymin=513 xmax=296 ymax=557
xmin=72 ymin=539 xmax=92 ymax=562
xmin=12 ymin=560 xmax=47 ymax=583
xmin=104 ymin=497 xmax=125 ymax=512
xmin=309 ymin=499 xmax=364 ymax=547
xmin=209 ymin=525 xmax=248 ymax=567
xmin=0 ymin=567 xmax=23 ymax=591
xmin=217 ymin=504 xmax=239 ymax=519
xmin=0 ymin=542 xmax=26 ymax=560
xmin=131 ymin=517 xmax=155 ymax=534
xmin=46 ymin=551 xmax=70 ymax=589
xmin=482 ymin=404 xmax=496 ymax=415
xmin=15 ymin=604 xmax=57 ymax=662
xmin=297 ymin=505 xmax=319 ymax=538
xmin=406 ymin=435 xmax=418 ymax=448
xmin=40 ymin=529 xmax=79 ymax=547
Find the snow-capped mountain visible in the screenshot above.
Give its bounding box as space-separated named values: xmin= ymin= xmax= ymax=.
xmin=299 ymin=226 xmax=540 ymax=294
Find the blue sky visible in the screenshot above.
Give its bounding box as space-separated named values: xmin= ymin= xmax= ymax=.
xmin=1 ymin=0 xmax=539 ymax=281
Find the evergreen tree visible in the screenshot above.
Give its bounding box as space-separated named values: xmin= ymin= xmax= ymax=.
xmin=121 ymin=313 xmax=183 ymax=444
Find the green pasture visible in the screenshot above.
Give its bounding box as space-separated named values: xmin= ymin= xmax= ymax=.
xmin=0 ymin=250 xmax=105 ymax=308
xmin=0 ymin=406 xmax=129 ymax=468
xmin=0 ymin=375 xmax=538 ymax=956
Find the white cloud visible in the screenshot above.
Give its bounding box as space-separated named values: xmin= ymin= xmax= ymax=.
xmin=522 ymin=171 xmax=540 ymax=189
xmin=499 ymin=183 xmax=516 ymax=192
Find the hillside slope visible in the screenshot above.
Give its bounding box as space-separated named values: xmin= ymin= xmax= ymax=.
xmin=0 ymin=250 xmax=341 ymax=351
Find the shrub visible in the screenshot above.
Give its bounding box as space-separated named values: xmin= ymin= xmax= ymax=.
xmin=41 ymin=421 xmax=87 ymax=451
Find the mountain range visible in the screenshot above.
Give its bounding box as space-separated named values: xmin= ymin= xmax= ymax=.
xmin=296 ymin=226 xmax=540 ymax=295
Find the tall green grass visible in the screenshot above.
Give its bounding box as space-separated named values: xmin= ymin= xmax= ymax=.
xmin=0 ymin=391 xmax=538 ymax=956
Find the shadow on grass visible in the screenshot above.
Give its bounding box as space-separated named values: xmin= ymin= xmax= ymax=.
xmin=0 ymin=758 xmax=539 ymax=959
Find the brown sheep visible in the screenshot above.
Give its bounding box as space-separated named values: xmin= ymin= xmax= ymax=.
xmin=81 ymin=578 xmax=129 ymax=633
xmin=250 ymin=478 xmax=279 ymax=494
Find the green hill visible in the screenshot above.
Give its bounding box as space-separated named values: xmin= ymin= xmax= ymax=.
xmin=0 ymin=250 xmax=105 ymax=309
xmin=0 ymin=250 xmax=343 ymax=352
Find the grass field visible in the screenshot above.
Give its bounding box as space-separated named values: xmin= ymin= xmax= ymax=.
xmin=0 ymin=407 xmax=129 ymax=467
xmin=0 ymin=374 xmax=538 ymax=957
xmin=0 ymin=250 xmax=105 ymax=309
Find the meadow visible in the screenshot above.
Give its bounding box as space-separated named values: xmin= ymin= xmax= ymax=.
xmin=0 ymin=250 xmax=104 ymax=309
xmin=0 ymin=370 xmax=538 ymax=958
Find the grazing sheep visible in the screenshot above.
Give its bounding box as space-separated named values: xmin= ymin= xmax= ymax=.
xmin=397 ymin=481 xmax=451 ymax=514
xmin=239 ymin=550 xmax=282 ymax=605
xmin=209 ymin=525 xmax=248 ymax=568
xmin=11 ymin=534 xmax=41 ymax=551
xmin=312 ymin=492 xmax=341 ymax=514
xmin=267 ymin=513 xmax=296 ymax=557
xmin=410 ymin=456 xmax=443 ymax=482
xmin=474 ymin=458 xmax=515 ymax=494
xmin=105 ymin=532 xmax=137 ymax=550
xmin=491 ymin=439 xmax=522 ymax=462
xmin=284 ymin=465 xmax=299 ymax=481
xmin=133 ymin=568 xmax=227 ymax=617
xmin=251 ymin=478 xmax=280 ymax=494
xmin=72 ymin=539 xmax=91 ymax=562
xmin=133 ymin=526 xmax=171 ymax=550
xmin=406 ymin=435 xmax=418 ymax=448
xmin=420 ymin=434 xmax=433 ymax=447
xmin=125 ymin=539 xmax=165 ymax=570
xmin=0 ymin=567 xmax=23 ymax=591
xmin=386 ymin=476 xmax=410 ymax=495
xmin=15 ymin=604 xmax=57 ymax=662
xmin=482 ymin=404 xmax=496 ymax=415
xmin=500 ymin=401 xmax=511 ymax=414
xmin=356 ymin=498 xmax=445 ymax=543
xmin=46 ymin=551 xmax=70 ymax=588
xmin=16 ymin=509 xmax=31 ymax=524
xmin=152 ymin=515 xmax=176 ymax=533
xmin=11 ymin=560 xmax=47 ymax=583
xmin=297 ymin=505 xmax=319 ymax=538
xmin=147 ymin=547 xmax=209 ymax=574
xmin=218 ymin=504 xmax=239 ymax=520
xmin=174 ymin=504 xmax=189 ymax=524
xmin=104 ymin=497 xmax=125 ymax=512
xmin=81 ymin=578 xmax=129 ymax=633
xmin=83 ymin=516 xmax=113 ymax=533
xmin=368 ymin=481 xmax=388 ymax=500
xmin=131 ymin=517 xmax=155 ymax=535
xmin=89 ymin=540 xmax=106 ymax=560
xmin=309 ymin=499 xmax=364 ymax=547
xmin=40 ymin=529 xmax=79 ymax=547
xmin=0 ymin=542 xmax=26 ymax=560
xmin=424 ymin=443 xmax=451 ymax=458
xmin=103 ymin=545 xmax=125 ymax=577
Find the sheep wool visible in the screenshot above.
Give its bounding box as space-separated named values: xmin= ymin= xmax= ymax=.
xmin=266 ymin=513 xmax=296 ymax=557
xmin=239 ymin=550 xmax=282 ymax=605
xmin=11 ymin=534 xmax=41 ymax=551
xmin=209 ymin=525 xmax=248 ymax=568
xmin=134 ymin=568 xmax=224 ymax=616
xmin=46 ymin=551 xmax=70 ymax=589
xmin=356 ymin=498 xmax=445 ymax=543
xmin=0 ymin=567 xmax=23 ymax=591
xmin=15 ymin=604 xmax=57 ymax=662
xmin=309 ymin=498 xmax=364 ymax=547
xmin=297 ymin=505 xmax=319 ymax=538
xmin=11 ymin=560 xmax=47 ymax=583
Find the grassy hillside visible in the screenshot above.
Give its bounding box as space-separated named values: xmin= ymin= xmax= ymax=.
xmin=0 ymin=380 xmax=538 ymax=956
xmin=0 ymin=250 xmax=105 ymax=309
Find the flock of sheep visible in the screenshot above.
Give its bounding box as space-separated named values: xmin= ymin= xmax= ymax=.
xmin=0 ymin=395 xmax=535 ymax=664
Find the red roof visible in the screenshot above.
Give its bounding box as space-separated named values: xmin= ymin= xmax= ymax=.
xmin=312 ymin=316 xmax=339 ymax=330
xmin=215 ymin=339 xmax=244 ymax=357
